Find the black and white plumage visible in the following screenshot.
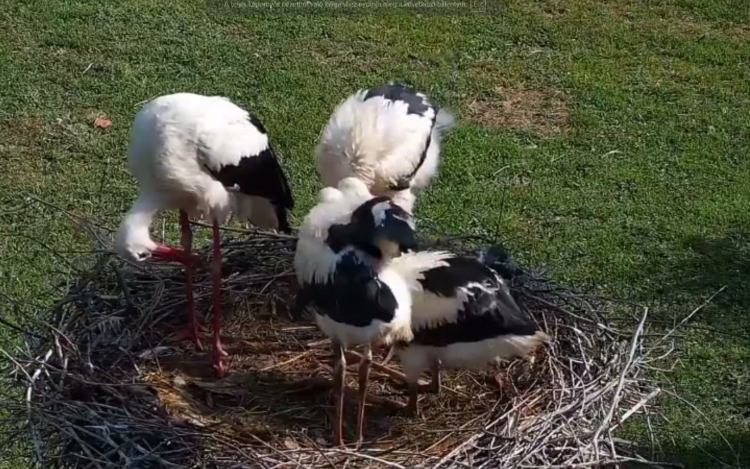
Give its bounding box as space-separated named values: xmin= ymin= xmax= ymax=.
xmin=476 ymin=244 xmax=526 ymax=281
xmin=115 ymin=92 xmax=295 ymax=377
xmin=316 ymin=83 xmax=455 ymax=214
xmin=293 ymin=177 xmax=416 ymax=446
xmin=387 ymin=250 xmax=548 ymax=414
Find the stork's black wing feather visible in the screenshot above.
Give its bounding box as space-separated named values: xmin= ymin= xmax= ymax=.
xmin=204 ymin=143 xmax=294 ymax=209
xmin=413 ymin=257 xmax=538 ymax=347
xmin=364 ymin=83 xmax=433 ymax=117
xmin=305 ymin=251 xmax=399 ymax=328
xmin=199 ymin=111 xmax=294 ymax=211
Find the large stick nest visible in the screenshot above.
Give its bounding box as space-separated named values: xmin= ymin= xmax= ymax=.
xmin=1 ymin=227 xmax=671 ymax=468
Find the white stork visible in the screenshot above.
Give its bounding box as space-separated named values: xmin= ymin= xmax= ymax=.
xmin=116 ymin=92 xmax=295 ymax=377
xmin=293 ymin=177 xmax=416 ymax=446
xmin=316 ymin=83 xmax=455 ymax=214
xmin=387 ymin=249 xmax=549 ymax=415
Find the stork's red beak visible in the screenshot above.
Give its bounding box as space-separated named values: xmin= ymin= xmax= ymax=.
xmin=152 ymin=245 xmax=203 ymax=266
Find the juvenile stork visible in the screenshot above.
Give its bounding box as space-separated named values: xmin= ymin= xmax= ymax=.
xmin=293 ymin=178 xmax=416 ymax=446
xmin=316 ymin=83 xmax=455 ymax=214
xmin=383 ymin=250 xmax=549 ymax=415
xmin=116 ymin=92 xmax=294 ymax=377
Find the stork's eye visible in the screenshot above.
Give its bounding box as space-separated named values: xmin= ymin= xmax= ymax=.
xmin=137 ymin=252 xmax=150 ymax=260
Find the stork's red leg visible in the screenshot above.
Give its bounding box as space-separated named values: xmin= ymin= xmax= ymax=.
xmin=356 ymin=346 xmax=372 ymax=446
xmin=333 ymin=342 xmax=346 ymax=447
xmin=211 ymin=220 xmax=228 ymax=377
xmin=173 ymin=211 xmax=204 ymax=351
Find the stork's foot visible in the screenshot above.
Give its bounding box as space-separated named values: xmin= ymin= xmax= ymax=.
xmin=492 ymin=373 xmax=503 ymax=392
xmin=212 ymin=339 xmax=229 ymax=377
xmin=214 ymin=341 xmax=229 ymax=358
xmin=213 ymin=356 xmax=227 ymax=378
xmin=171 ymin=324 xmax=205 ymax=351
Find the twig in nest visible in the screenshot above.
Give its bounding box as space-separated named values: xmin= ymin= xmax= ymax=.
xmin=592 ymin=307 xmax=648 ymax=461
xmin=259 ymin=351 xmax=313 ymax=372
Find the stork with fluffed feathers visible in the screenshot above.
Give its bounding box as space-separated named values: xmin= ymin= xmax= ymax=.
xmin=386 ymin=249 xmax=549 ymax=415
xmin=293 ymin=177 xmax=416 ymax=446
xmin=316 ymin=83 xmax=455 ymax=214
xmin=116 ymin=92 xmax=295 ymax=377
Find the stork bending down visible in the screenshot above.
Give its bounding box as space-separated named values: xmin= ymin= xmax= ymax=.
xmin=116 ymin=92 xmax=294 ymax=377
xmin=316 ymin=83 xmax=455 ymax=214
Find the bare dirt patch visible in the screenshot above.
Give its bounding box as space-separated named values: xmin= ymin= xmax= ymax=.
xmin=728 ymin=23 xmax=750 ymax=40
xmin=463 ymin=87 xmax=570 ymax=136
xmin=0 ymin=116 xmax=52 ymax=187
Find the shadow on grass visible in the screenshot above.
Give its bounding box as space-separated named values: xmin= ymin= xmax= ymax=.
xmin=630 ymin=430 xmax=749 ymax=469
xmin=642 ymin=225 xmax=750 ymax=337
xmin=626 ymin=225 xmax=750 ymax=469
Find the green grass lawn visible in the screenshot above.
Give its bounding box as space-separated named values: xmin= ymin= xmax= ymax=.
xmin=1 ymin=0 xmax=749 ymax=467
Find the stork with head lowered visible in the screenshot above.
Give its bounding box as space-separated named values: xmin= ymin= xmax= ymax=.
xmin=116 ymin=92 xmax=295 ymax=377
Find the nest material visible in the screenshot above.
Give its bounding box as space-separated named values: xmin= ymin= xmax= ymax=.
xmin=1 ymin=229 xmax=672 ymax=468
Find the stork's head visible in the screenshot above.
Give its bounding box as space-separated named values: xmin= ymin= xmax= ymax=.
xmin=348 ymin=196 xmax=416 ymax=262
xmin=116 ymin=215 xmax=160 ymax=263
xmin=116 ymin=207 xmax=198 ymax=265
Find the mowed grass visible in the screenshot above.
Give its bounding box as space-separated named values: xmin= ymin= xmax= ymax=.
xmin=1 ymin=0 xmax=749 ymax=467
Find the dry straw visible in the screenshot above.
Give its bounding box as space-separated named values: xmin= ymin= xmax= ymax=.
xmin=0 ymin=218 xmax=698 ymax=468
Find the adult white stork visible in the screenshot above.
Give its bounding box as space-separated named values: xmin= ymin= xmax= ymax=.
xmin=293 ymin=177 xmax=416 ymax=446
xmin=386 ymin=250 xmax=549 ymax=415
xmin=116 ymin=92 xmax=295 ymax=377
xmin=316 ymin=83 xmax=455 ymax=214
